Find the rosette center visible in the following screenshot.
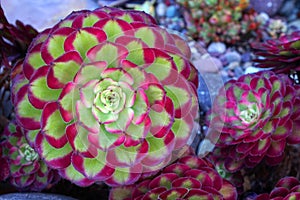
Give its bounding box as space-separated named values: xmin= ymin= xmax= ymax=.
xmin=19 ymin=144 xmax=39 ymax=162
xmin=239 ymin=103 xmax=259 ymax=124
xmin=94 ymin=79 xmax=126 ymax=115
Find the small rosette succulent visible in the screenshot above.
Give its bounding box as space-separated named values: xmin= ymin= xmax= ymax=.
xmin=207 ymin=71 xmax=300 ymax=172
xmin=12 ymin=7 xmax=198 ymax=186
xmin=255 ymin=177 xmax=300 ymax=200
xmin=109 ymin=155 xmax=237 ymax=200
xmin=0 ymin=122 xmax=59 ymax=191
xmin=252 ymin=31 xmax=300 ymax=74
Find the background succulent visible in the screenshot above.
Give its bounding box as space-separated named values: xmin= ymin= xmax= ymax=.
xmin=109 ymin=154 xmax=237 ymax=200
xmin=12 ymin=7 xmax=199 ymax=187
xmin=178 ymin=0 xmax=260 ymax=45
xmin=252 ymin=31 xmax=300 ymax=75
xmin=255 ymin=176 xmax=300 ymax=200
xmin=0 ymin=5 xmax=38 ymax=129
xmin=207 ymin=71 xmax=300 ymax=172
xmin=0 ymin=122 xmax=59 ymax=191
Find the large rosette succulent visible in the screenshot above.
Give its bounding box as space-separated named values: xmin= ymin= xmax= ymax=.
xmin=109 ymin=154 xmax=237 ymax=200
xmin=207 ymin=71 xmax=300 ymax=172
xmin=12 ymin=7 xmax=198 ymax=186
xmin=255 ymin=177 xmax=300 ymax=200
xmin=0 ymin=122 xmax=59 ymax=191
xmin=251 ymin=31 xmax=300 ymax=74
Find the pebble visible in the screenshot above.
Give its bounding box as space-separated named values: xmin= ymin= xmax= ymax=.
xmin=0 ymin=193 xmax=76 ymax=200
xmin=193 ymin=56 xmax=223 ymax=73
xmin=197 ymin=74 xmax=212 ymax=112
xmin=223 ymin=51 xmax=242 ymax=64
xmin=234 ymin=65 xmax=245 ymax=77
xmin=197 ymin=73 xmax=224 ymax=112
xmin=165 ymin=5 xmax=179 ymax=18
xmin=207 ymin=42 xmax=226 ymax=56
xmin=244 ymin=66 xmax=262 ymax=74
xmin=241 ymin=52 xmax=252 ymax=63
xmin=287 ymin=19 xmax=300 ymax=33
xmin=156 ymin=1 xmax=167 ymax=17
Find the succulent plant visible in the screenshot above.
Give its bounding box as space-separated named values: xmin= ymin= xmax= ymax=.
xmin=12 ymin=7 xmax=199 ymax=187
xmin=109 ymin=154 xmax=237 ymax=200
xmin=0 ymin=122 xmax=59 ymax=191
xmin=178 ymin=0 xmax=260 ymax=45
xmin=0 ymin=145 xmax=10 ymax=182
xmin=255 ymin=176 xmax=300 ymax=200
xmin=207 ymin=71 xmax=300 ymax=172
xmin=0 ymin=5 xmax=38 ymax=124
xmin=252 ymin=31 xmax=300 ymax=74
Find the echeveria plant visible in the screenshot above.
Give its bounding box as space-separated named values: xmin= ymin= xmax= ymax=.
xmin=109 ymin=154 xmax=237 ymax=200
xmin=252 ymin=31 xmax=300 ymax=74
xmin=12 ymin=7 xmax=199 ymax=186
xmin=0 ymin=122 xmax=59 ymax=191
xmin=255 ymin=177 xmax=300 ymax=200
xmin=207 ymin=71 xmax=300 ymax=172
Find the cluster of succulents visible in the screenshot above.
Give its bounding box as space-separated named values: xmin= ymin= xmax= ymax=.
xmin=255 ymin=176 xmax=300 ymax=199
xmin=109 ymin=154 xmax=237 ymax=200
xmin=1 ymin=1 xmax=300 ymax=199
xmin=178 ymin=0 xmax=260 ymax=45
xmin=252 ymin=31 xmax=300 ymax=75
xmin=207 ymin=71 xmax=300 ymax=173
xmin=11 ymin=6 xmax=199 ymax=187
xmin=0 ymin=122 xmax=59 ymax=191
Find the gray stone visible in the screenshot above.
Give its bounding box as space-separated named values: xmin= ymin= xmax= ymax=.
xmin=156 ymin=2 xmax=167 ymax=17
xmin=287 ymin=19 xmax=300 ymax=33
xmin=241 ymin=52 xmax=252 ymax=63
xmin=193 ymin=56 xmax=223 ymax=73
xmin=0 ymin=193 xmax=77 ymax=200
xmin=207 ymin=42 xmax=226 ymax=56
xmin=197 ymin=73 xmax=225 ymax=112
xmin=165 ymin=5 xmax=179 ymax=18
xmin=234 ymin=66 xmax=245 ymax=78
xmin=244 ymin=66 xmax=262 ymax=74
xmin=223 ymin=51 xmax=241 ymax=64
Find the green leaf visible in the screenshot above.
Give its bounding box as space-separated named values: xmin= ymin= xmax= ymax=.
xmin=52 ymin=61 xmax=80 ymax=84
xmin=134 ymin=27 xmax=156 ymax=47
xmin=17 ymin=96 xmax=42 ymax=121
xmin=102 ymin=20 xmax=125 ymax=42
xmin=145 ymin=57 xmax=172 ymax=82
xmin=165 ymin=85 xmax=190 ymax=111
xmin=145 ymin=85 xmax=165 ymax=105
xmin=30 ymin=77 xmax=62 ymax=101
xmin=28 ymin=52 xmax=45 ymax=70
xmin=83 ymin=150 xmax=107 ymax=177
xmin=48 ymin=35 xmax=67 ymax=60
xmin=42 ymin=139 xmax=72 ymax=161
xmin=44 ymin=109 xmax=67 ymax=139
xmin=73 ymin=30 xmax=102 ymax=59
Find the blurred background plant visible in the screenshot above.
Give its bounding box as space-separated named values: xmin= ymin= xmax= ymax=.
xmin=177 ymin=0 xmax=261 ymax=46
xmin=0 ymin=5 xmax=38 ymax=132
